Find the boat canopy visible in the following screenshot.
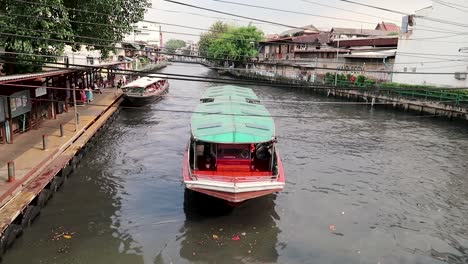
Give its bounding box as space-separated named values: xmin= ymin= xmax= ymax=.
xmin=191 ymin=85 xmax=275 ymax=144
xmin=123 ymin=77 xmax=164 ymax=88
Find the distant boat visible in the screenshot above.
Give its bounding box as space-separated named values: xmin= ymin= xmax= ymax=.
xmin=183 ymin=85 xmax=285 ymax=204
xmin=122 ymin=76 xmax=169 ymax=106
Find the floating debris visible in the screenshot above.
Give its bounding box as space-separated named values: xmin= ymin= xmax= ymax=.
xmin=212 ymin=234 xmax=219 ymax=240
xmin=232 ymin=234 xmax=241 ymax=241
xmin=328 ymin=224 xmax=336 ymax=231
xmin=241 ymin=232 xmax=246 ymax=236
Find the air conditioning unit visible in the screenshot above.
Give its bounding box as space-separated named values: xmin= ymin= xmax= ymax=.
xmin=455 ymin=72 xmax=467 ymax=80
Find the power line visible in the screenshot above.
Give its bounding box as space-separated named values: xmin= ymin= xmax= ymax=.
xmin=3 ymin=3 xmax=468 ymax=44
xmin=299 ymin=0 xmax=400 ymax=23
xmin=210 ymin=0 xmax=377 ymax=25
xmin=5 ymin=49 xmax=468 ymax=75
xmin=2 ymin=30 xmax=468 ymax=73
xmin=336 ymin=0 xmax=409 ymax=15
xmin=333 ymin=0 xmax=468 ymax=30
xmin=149 ymin=7 xmax=269 ymax=26
xmin=1 ymin=83 xmax=413 ymax=106
xmin=9 ymin=0 xmax=467 ymax=38
xmin=432 ymin=0 xmax=468 ymax=12
xmin=3 ymin=24 xmax=468 ymax=65
xmin=0 ymin=88 xmax=463 ymax=120
xmin=8 ymin=0 xmax=468 ymax=43
xmin=163 ymin=0 xmax=331 ymax=30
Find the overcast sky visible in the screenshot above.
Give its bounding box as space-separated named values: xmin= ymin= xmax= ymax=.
xmin=145 ymin=0 xmax=432 ymax=43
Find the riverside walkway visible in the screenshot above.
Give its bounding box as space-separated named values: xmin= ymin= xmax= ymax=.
xmin=0 ymin=89 xmax=122 ymax=254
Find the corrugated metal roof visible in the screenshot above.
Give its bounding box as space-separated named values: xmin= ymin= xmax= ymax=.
xmin=331 ymin=28 xmax=388 ymax=36
xmin=191 ymin=86 xmax=275 ymax=144
xmin=344 ymin=49 xmax=397 ymax=59
xmin=279 ymin=25 xmax=320 ymax=37
xmin=0 ymin=69 xmax=74 ymax=84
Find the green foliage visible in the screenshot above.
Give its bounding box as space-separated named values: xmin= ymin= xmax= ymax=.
xmin=165 ymin=39 xmax=186 ymax=54
xmin=198 ymin=21 xmax=229 ymax=57
xmin=0 ymin=0 xmax=150 ymax=74
xmin=0 ymin=0 xmax=73 ymax=74
xmin=208 ymin=25 xmax=264 ymax=62
xmin=64 ymin=0 xmax=151 ymax=57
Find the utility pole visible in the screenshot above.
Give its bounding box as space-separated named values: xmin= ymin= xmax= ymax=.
xmin=159 ymin=26 xmax=163 ymax=50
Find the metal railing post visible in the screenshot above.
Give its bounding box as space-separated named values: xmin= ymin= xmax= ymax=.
xmin=42 ymin=134 xmax=48 ymax=150
xmin=7 ymin=161 xmax=15 ymax=182
xmin=60 ymin=124 xmax=65 ymax=137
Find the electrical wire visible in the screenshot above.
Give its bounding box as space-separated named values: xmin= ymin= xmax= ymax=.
xmin=298 ymin=0 xmax=400 ymax=23
xmin=210 ymin=0 xmax=376 ymax=25
xmin=1 ymin=93 xmax=462 ymax=120
xmin=4 ymin=58 xmax=468 ymax=93
xmin=9 ymin=0 xmax=468 ymax=39
xmin=4 ymin=51 xmax=468 ymax=76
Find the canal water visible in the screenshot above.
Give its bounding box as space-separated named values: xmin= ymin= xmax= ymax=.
xmin=4 ymin=63 xmax=468 ymax=264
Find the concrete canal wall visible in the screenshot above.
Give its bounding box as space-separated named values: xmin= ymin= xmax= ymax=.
xmin=0 ymin=92 xmax=123 ymax=259
xmin=224 ymin=68 xmax=468 ymax=123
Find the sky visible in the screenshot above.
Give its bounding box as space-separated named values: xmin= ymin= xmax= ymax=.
xmin=144 ymin=0 xmax=433 ymax=43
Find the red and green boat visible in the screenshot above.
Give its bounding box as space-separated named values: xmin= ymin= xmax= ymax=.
xmin=183 ymin=85 xmax=285 ymax=203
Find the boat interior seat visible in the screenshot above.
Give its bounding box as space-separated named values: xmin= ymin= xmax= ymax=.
xmin=217 ymin=164 xmax=251 ymax=172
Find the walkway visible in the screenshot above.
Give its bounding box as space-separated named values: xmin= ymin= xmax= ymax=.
xmin=0 ymin=89 xmax=122 ymax=207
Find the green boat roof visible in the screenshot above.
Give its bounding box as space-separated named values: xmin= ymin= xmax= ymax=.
xmin=191 ymin=85 xmax=275 ymax=144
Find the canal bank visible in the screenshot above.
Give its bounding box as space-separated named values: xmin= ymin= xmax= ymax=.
xmin=2 ymin=63 xmax=467 ymax=264
xmin=222 ymin=67 xmax=468 ymax=123
xmin=0 ymin=89 xmax=123 ymax=258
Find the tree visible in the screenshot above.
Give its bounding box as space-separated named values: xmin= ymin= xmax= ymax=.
xmin=207 ymin=25 xmax=264 ymax=65
xmin=0 ymin=0 xmax=73 ymax=74
xmin=198 ymin=21 xmax=229 ymax=57
xmin=63 ymin=0 xmax=151 ymax=58
xmin=165 ymin=39 xmax=186 ymax=54
xmin=0 ymin=0 xmax=151 ymax=74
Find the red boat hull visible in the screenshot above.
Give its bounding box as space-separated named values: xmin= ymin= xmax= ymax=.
xmin=183 ymin=147 xmax=285 ymax=204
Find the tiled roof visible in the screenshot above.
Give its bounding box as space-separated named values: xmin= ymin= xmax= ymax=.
xmin=376 ymin=22 xmax=400 ymax=32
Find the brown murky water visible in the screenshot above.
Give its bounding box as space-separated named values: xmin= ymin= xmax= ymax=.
xmin=4 ymin=63 xmax=468 ymax=264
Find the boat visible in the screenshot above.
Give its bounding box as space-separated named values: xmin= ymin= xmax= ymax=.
xmin=122 ymin=75 xmax=169 ymax=106
xmin=183 ymin=85 xmax=285 ymax=203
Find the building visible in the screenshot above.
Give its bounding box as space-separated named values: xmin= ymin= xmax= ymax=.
xmin=393 ymin=1 xmax=468 ymax=87
xmin=375 ymin=22 xmax=400 ymax=32
xmin=124 ymin=22 xmax=160 ymax=46
xmin=330 ymin=28 xmax=389 ymax=39
xmin=257 ymin=23 xmax=399 ymax=82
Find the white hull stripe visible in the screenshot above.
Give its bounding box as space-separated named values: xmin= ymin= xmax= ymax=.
xmin=184 ymin=180 xmax=285 ymax=193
